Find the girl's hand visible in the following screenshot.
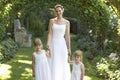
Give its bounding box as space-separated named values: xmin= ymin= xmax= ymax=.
xmin=32 ymin=73 xmax=35 ymax=77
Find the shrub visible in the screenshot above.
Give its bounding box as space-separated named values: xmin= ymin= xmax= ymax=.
xmin=0 ymin=38 xmax=18 ymax=63
xmin=77 ymin=36 xmax=97 ymax=60
xmin=29 ymin=12 xmax=45 ymax=37
xmin=96 ymin=57 xmax=120 ymax=80
xmin=0 ymin=24 xmax=6 ymax=40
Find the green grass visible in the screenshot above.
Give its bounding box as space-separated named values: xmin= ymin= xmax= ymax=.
xmin=0 ymin=33 xmax=101 ymax=80
xmin=0 ymin=47 xmax=34 ymax=80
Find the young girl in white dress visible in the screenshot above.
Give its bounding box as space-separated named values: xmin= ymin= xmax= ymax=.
xmin=68 ymin=50 xmax=85 ymax=80
xmin=32 ymin=38 xmax=51 ymax=80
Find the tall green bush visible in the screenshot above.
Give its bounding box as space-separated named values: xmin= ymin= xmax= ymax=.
xmin=0 ymin=24 xmax=6 ymax=40
xmin=0 ymin=1 xmax=18 ymax=63
xmin=29 ymin=12 xmax=45 ymax=37
xmin=0 ymin=38 xmax=18 ymax=63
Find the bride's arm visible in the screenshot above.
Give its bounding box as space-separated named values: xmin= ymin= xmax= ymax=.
xmin=65 ymin=20 xmax=71 ymax=56
xmin=46 ymin=19 xmax=53 ymax=50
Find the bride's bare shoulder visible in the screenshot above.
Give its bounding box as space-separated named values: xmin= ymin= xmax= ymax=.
xmin=63 ymin=18 xmax=70 ymax=23
xmin=49 ymin=18 xmax=56 ymax=23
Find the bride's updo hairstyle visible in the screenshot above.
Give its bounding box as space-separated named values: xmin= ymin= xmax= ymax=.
xmin=54 ymin=4 xmax=64 ymax=10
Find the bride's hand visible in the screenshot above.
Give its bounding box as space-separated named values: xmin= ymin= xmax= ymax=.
xmin=46 ymin=49 xmax=52 ymax=58
xmin=68 ymin=49 xmax=71 ymax=56
xmin=46 ymin=44 xmax=50 ymax=50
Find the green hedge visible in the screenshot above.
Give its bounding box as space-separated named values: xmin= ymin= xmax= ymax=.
xmin=0 ymin=38 xmax=18 ymax=63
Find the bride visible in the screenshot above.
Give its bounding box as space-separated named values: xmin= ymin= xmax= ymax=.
xmin=46 ymin=4 xmax=71 ymax=80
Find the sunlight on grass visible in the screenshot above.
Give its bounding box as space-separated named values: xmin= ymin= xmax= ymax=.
xmin=18 ymin=60 xmax=32 ymax=64
xmin=18 ymin=54 xmax=28 ymax=57
xmin=84 ymin=76 xmax=92 ymax=80
xmin=21 ymin=68 xmax=32 ymax=79
xmin=0 ymin=64 xmax=11 ymax=79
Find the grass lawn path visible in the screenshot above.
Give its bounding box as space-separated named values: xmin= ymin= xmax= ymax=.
xmin=0 ymin=47 xmax=34 ymax=80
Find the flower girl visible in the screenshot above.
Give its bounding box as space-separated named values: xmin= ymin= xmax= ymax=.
xmin=68 ymin=50 xmax=85 ymax=80
xmin=32 ymin=38 xmax=51 ymax=80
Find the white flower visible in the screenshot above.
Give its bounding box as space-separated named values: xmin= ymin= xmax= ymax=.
xmin=109 ymin=53 xmax=118 ymax=61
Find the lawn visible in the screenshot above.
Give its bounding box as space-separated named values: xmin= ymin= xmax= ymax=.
xmin=0 ymin=47 xmax=34 ymax=80
xmin=0 ymin=33 xmax=101 ymax=80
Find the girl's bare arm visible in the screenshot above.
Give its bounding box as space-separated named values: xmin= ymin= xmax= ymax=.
xmin=68 ymin=56 xmax=74 ymax=64
xmin=80 ymin=63 xmax=85 ymax=80
xmin=32 ymin=54 xmax=35 ymax=77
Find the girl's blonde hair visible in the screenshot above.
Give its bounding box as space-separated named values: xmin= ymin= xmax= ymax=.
xmin=54 ymin=4 xmax=64 ymax=10
xmin=34 ymin=38 xmax=43 ymax=48
xmin=74 ymin=50 xmax=83 ymax=61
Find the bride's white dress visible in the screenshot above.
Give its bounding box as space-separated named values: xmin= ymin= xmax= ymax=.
xmin=49 ymin=23 xmax=70 ymax=80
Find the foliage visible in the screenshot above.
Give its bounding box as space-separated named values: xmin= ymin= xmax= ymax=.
xmin=65 ymin=0 xmax=112 ymax=53
xmin=77 ymin=35 xmax=97 ymax=59
xmin=0 ymin=1 xmax=18 ymax=63
xmin=0 ymin=1 xmax=11 ymax=40
xmin=0 ymin=0 xmax=114 ymax=46
xmin=107 ymin=0 xmax=120 ymax=17
xmin=0 ymin=38 xmax=18 ymax=63
xmin=0 ymin=24 xmax=6 ymax=40
xmin=96 ymin=57 xmax=120 ymax=80
xmin=106 ymin=0 xmax=120 ymax=53
xmin=118 ymin=22 xmax=120 ymax=36
xmin=29 ymin=12 xmax=45 ymax=37
xmin=75 ymin=0 xmax=120 ymax=58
